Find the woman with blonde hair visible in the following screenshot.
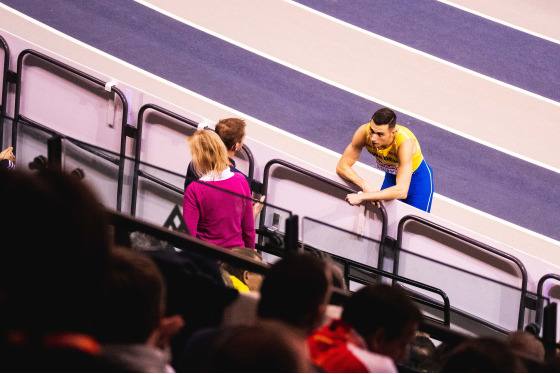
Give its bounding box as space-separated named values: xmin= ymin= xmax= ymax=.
xmin=183 ymin=130 xmax=255 ymax=249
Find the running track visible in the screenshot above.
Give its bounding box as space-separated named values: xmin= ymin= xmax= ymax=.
xmin=1 ymin=0 xmax=558 ymax=240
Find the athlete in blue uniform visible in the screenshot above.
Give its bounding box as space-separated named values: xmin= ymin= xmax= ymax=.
xmin=336 ymin=108 xmax=434 ymax=212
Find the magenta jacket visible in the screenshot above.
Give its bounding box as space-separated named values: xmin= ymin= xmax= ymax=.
xmin=183 ymin=169 xmax=255 ymax=249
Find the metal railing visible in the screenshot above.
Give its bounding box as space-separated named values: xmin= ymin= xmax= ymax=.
xmin=395 ymin=215 xmax=528 ymax=330
xmin=260 ymin=158 xmax=388 ymax=269
xmin=320 ymin=246 xmax=451 ymax=326
xmin=0 ymin=34 xmax=10 ymax=147
xmin=536 ymin=273 xmax=560 ymax=330
xmin=131 ymin=103 xmax=256 ymax=215
xmin=12 ymin=49 xmax=129 ymax=211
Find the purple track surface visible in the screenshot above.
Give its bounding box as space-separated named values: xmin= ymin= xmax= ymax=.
xmin=1 ymin=0 xmax=558 ymax=240
xmin=295 ymin=0 xmax=560 ymax=102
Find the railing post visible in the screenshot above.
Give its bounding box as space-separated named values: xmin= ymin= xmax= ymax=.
xmin=47 ymin=135 xmax=62 ymax=170
xmin=284 ymin=214 xmax=299 ymax=252
xmin=0 ymin=35 xmax=10 ymax=148
xmin=543 ymin=302 xmax=558 ymax=361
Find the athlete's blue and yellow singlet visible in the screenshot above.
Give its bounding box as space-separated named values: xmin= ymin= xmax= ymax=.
xmin=365 ymin=124 xmax=423 ymax=174
xmin=364 ymin=124 xmax=434 ymax=212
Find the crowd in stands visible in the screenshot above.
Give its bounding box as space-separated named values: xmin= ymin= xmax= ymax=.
xmin=2 ymin=118 xmax=560 ymax=373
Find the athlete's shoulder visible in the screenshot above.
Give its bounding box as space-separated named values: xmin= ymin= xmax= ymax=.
xmin=351 ymin=124 xmax=369 ymax=146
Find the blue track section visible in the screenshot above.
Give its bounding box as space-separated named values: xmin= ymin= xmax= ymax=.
xmin=1 ymin=0 xmax=558 ymax=240
xmin=295 ymin=0 xmax=560 ymax=102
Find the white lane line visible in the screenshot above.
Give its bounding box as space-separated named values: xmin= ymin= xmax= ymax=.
xmin=134 ymin=0 xmax=560 ymax=175
xmin=437 ymin=0 xmax=560 ymax=46
xmin=0 ymin=4 xmax=332 ymax=153
xmin=436 ymin=194 xmax=560 ymax=248
xmin=285 ymin=0 xmax=560 ymax=108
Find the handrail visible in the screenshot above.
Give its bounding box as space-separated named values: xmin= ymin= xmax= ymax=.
xmin=0 ymin=34 xmax=9 ymax=147
xmin=260 ymin=158 xmax=388 ymax=269
xmin=107 ymin=208 xmax=349 ymax=304
xmin=322 ymin=248 xmax=452 ymax=326
xmin=536 ymin=273 xmax=560 ymax=330
xmin=15 ymin=116 xmax=121 ymax=167
xmin=107 ymin=208 xmax=269 ymax=274
xmin=12 ymin=49 xmax=129 ymax=211
xmin=395 ymin=214 xmax=528 ymax=330
xmin=138 ymin=169 xmax=184 ymax=196
xmin=302 ymin=216 xmax=386 ymax=283
xmin=132 ymin=103 xmax=256 ymax=215
xmin=342 ymin=239 xmax=511 ymax=334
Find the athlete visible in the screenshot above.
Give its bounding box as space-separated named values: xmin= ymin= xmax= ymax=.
xmin=337 ymin=107 xmax=434 ymax=212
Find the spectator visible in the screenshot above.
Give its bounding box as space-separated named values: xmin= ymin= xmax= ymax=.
xmin=184 ymin=118 xmax=248 ymax=191
xmin=96 ymin=246 xmax=185 ymax=372
xmin=440 ymin=336 xmax=526 ymax=372
xmin=176 ymin=252 xmax=332 ymax=372
xmin=0 ymin=168 xmax=116 ymax=371
xmin=507 ymin=330 xmax=545 ymax=362
xmin=183 ymin=129 xmax=255 ymax=249
xmin=220 ymin=247 xmax=265 ymax=292
xmin=0 ymin=146 xmax=15 ymax=170
xmin=128 ymin=231 xmax=239 ymax=369
xmin=257 ymin=252 xmax=333 ymax=337
xmin=308 ymin=283 xmax=422 ymax=372
xmin=184 ymin=120 xmax=265 ymax=219
xmin=404 ymin=332 xmax=437 ymax=371
xmin=204 ymin=320 xmax=313 ymax=373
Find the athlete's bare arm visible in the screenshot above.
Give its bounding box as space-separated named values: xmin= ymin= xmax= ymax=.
xmin=345 ymin=139 xmax=415 ymax=206
xmin=336 ymin=125 xmax=377 ymax=193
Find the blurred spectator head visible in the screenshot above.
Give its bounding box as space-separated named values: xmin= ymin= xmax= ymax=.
xmin=215 ymin=118 xmax=246 ymax=153
xmin=507 ymin=330 xmax=545 ymax=362
xmin=220 ymin=247 xmax=264 ymax=292
xmin=188 ymin=129 xmax=229 ymax=176
xmin=406 ymin=333 xmax=437 ymax=371
xmin=257 ymin=252 xmax=332 ymax=336
xmin=205 ymin=320 xmax=312 ymax=373
xmin=341 ymin=283 xmax=422 ymax=364
xmin=441 ymin=336 xmax=526 ymax=372
xmin=0 ymin=168 xmax=111 ymax=336
xmin=96 ymin=246 xmax=167 ymax=344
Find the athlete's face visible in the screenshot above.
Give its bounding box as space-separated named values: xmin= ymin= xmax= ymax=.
xmin=369 ymin=121 xmax=396 ymax=149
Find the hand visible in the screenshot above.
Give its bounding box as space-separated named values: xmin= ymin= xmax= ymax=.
xmin=345 ymin=193 xmax=363 ymax=206
xmin=360 ymin=183 xmax=381 ymax=208
xmin=0 ymin=147 xmax=15 ymax=162
xmin=253 ymin=195 xmax=266 ymax=219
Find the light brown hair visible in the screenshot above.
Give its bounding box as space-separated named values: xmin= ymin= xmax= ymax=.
xmin=188 ymin=130 xmax=229 ymax=176
xmin=215 ymin=118 xmax=246 ymax=152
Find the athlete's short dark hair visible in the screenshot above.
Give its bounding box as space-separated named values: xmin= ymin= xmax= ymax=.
xmin=371 ymin=108 xmax=397 ymax=128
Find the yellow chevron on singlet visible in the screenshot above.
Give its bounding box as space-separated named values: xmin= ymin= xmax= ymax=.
xmin=365 ymin=124 xmax=423 ymax=175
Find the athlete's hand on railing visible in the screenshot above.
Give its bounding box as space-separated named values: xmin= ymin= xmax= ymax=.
xmin=346 ymin=191 xmax=381 ymax=208
xmin=345 ymin=193 xmax=364 ymax=206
